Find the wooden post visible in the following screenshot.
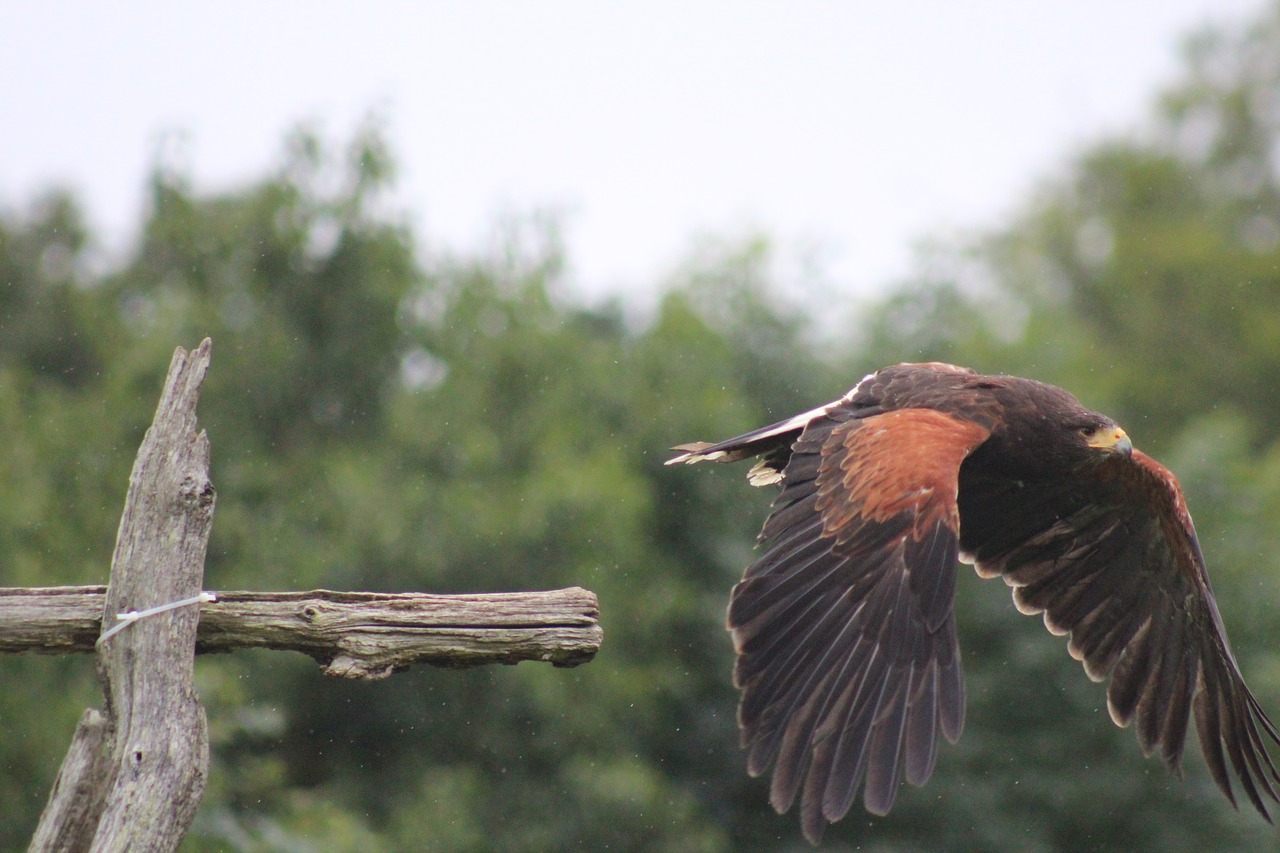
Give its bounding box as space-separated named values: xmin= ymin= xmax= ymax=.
xmin=21 ymin=339 xmax=603 ymax=851
xmin=31 ymin=339 xmax=215 ymax=852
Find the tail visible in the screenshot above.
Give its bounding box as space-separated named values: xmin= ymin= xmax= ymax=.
xmin=666 ymin=400 xmax=841 ymax=486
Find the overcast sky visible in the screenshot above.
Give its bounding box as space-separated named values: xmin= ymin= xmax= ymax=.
xmin=0 ymin=1 xmax=1268 ymax=303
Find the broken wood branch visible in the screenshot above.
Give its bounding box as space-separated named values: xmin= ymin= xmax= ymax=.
xmin=0 ymin=586 xmax=603 ymax=677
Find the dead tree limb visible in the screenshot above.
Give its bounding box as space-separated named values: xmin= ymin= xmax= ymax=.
xmin=26 ymin=710 xmax=110 ymax=853
xmin=0 ymin=586 xmax=603 ymax=676
xmin=24 ymin=337 xmax=604 ymax=852
xmin=30 ymin=340 xmax=215 ymax=852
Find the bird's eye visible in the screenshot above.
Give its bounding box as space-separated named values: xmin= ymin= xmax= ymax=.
xmin=1078 ymin=426 xmax=1099 ymax=440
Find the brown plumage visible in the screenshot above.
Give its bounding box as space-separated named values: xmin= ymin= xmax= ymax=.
xmin=667 ymin=362 xmax=1280 ymax=844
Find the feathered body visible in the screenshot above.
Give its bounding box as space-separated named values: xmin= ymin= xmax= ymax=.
xmin=668 ymin=362 xmax=1280 ymax=843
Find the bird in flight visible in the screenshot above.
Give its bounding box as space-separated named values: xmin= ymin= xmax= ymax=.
xmin=667 ymin=362 xmax=1280 ymax=844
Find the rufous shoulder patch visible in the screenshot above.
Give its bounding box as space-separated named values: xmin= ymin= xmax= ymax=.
xmin=816 ymin=408 xmax=991 ymax=538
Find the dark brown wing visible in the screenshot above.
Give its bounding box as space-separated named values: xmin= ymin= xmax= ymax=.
xmin=730 ymin=407 xmax=990 ymax=843
xmin=960 ymin=448 xmax=1280 ymax=817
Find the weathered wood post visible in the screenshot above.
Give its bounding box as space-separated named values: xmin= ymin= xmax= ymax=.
xmin=31 ymin=339 xmax=215 ymax=852
xmin=18 ymin=339 xmax=602 ymax=852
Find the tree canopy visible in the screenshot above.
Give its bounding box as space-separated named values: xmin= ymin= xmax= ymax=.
xmin=5 ymin=5 xmax=1280 ymax=851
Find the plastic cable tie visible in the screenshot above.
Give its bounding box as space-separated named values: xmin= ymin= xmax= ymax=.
xmin=98 ymin=591 xmax=217 ymax=644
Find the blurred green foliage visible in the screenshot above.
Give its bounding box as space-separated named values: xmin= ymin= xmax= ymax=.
xmin=6 ymin=5 xmax=1280 ymax=851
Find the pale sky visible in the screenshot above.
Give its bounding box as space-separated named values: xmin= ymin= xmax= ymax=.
xmin=0 ymin=1 xmax=1268 ymax=304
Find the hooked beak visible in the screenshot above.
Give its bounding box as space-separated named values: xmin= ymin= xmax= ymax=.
xmin=1088 ymin=426 xmax=1133 ymax=457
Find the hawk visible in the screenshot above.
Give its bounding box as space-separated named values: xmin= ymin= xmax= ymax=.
xmin=667 ymin=362 xmax=1280 ymax=843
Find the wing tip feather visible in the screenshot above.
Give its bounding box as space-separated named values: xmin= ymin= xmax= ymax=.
xmin=1107 ymin=694 xmax=1130 ymax=729
xmin=665 ymin=442 xmax=717 ymax=465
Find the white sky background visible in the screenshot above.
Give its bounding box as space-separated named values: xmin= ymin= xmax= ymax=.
xmin=0 ymin=1 xmax=1269 ymax=305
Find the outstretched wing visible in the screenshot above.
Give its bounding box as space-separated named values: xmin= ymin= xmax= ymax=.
xmin=730 ymin=407 xmax=990 ymax=843
xmin=960 ymin=448 xmax=1280 ymax=817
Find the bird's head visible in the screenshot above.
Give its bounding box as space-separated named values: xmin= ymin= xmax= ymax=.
xmin=1077 ymin=421 xmax=1133 ymax=457
xmin=988 ymin=379 xmax=1134 ymax=474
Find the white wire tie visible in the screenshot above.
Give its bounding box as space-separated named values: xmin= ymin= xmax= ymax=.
xmin=98 ymin=592 xmax=217 ymax=644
